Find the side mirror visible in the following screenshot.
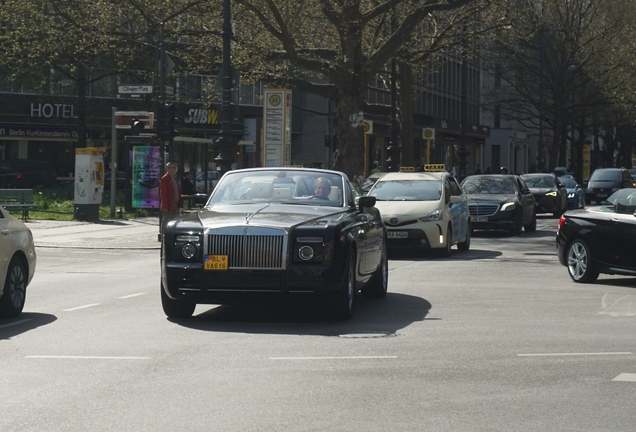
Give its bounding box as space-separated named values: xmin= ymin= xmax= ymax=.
xmin=358 ymin=195 xmax=376 ymax=211
xmin=449 ymin=195 xmax=462 ymax=205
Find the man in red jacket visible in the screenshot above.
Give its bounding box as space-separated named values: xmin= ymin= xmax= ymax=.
xmin=159 ymin=162 xmax=182 ymax=236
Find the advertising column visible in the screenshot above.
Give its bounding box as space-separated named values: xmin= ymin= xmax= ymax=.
xmin=74 ymin=147 xmax=105 ymax=221
xmin=262 ymin=89 xmax=291 ymax=167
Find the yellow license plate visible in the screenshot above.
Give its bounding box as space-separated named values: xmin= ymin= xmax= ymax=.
xmin=204 ymin=255 xmax=228 ymax=270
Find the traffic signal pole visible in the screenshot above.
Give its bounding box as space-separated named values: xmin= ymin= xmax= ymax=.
xmin=214 ymin=0 xmax=235 ymax=177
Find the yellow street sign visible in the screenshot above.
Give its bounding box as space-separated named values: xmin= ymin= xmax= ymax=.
xmin=422 ymin=128 xmax=435 ymax=140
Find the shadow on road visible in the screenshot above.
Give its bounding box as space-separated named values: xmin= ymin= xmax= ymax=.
xmin=0 ymin=312 xmax=57 ymax=340
xmin=170 ymin=292 xmax=432 ymax=336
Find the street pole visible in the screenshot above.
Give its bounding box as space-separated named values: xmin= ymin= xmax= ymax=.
xmin=110 ymin=106 xmax=117 ymax=217
xmin=457 ymin=51 xmax=468 ymax=180
xmin=215 ymin=0 xmax=235 ymax=177
xmin=538 ymin=26 xmax=546 ymax=173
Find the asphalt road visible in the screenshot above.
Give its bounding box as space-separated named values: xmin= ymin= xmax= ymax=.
xmin=2 ymin=215 xmax=636 ymax=431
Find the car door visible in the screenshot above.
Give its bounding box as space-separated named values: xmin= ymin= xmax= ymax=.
xmin=555 ymin=176 xmax=568 ymax=211
xmin=517 ymin=178 xmax=535 ymax=224
xmin=447 ymin=176 xmax=468 ymax=242
xmin=350 ymin=182 xmax=378 ymax=279
xmin=608 ymin=213 xmax=636 ymax=270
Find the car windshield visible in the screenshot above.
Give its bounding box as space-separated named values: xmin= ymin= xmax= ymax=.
xmin=521 ymin=175 xmax=555 ymax=188
xmin=208 ymin=169 xmax=345 ymax=207
xmin=368 ymin=180 xmax=441 ymax=201
xmin=590 ymin=170 xmax=620 ymax=181
xmin=461 ymin=176 xmax=517 ymax=194
xmin=599 ymin=188 xmax=636 ymax=214
xmin=559 ymin=177 xmax=577 ymax=188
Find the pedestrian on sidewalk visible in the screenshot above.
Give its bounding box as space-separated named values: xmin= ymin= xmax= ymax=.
xmin=159 ymin=162 xmax=182 ymax=236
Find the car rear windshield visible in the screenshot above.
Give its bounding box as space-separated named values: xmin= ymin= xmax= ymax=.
xmin=369 ymin=180 xmax=441 ymax=201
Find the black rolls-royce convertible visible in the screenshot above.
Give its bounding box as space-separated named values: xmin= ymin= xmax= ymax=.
xmin=557 ymin=188 xmax=636 ymax=282
xmin=161 ymin=168 xmax=388 ymax=320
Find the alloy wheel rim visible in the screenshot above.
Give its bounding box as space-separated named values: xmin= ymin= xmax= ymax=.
xmin=9 ymin=266 xmax=26 ymax=308
xmin=567 ymin=242 xmax=587 ymax=280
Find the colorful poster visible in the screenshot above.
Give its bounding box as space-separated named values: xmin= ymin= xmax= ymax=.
xmin=131 ymin=145 xmax=160 ymax=209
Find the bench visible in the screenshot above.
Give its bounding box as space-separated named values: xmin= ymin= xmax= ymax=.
xmin=0 ymin=189 xmax=38 ymax=220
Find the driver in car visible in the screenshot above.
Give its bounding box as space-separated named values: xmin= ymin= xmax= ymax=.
xmin=314 ymin=177 xmax=331 ymax=198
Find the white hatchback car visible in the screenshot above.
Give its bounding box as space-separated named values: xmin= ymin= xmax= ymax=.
xmin=0 ymin=206 xmax=36 ymax=317
xmin=367 ymin=166 xmax=470 ymax=257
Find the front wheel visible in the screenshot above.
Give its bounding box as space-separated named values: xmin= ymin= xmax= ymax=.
xmin=566 ymin=239 xmax=599 ymax=283
xmin=0 ymin=257 xmax=27 ymax=318
xmin=333 ymin=252 xmax=356 ymax=320
xmin=161 ymin=283 xmax=196 ymax=318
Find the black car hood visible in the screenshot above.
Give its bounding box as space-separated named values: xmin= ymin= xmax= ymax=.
xmin=466 ymin=193 xmax=516 ymax=204
xmin=173 ymin=203 xmax=346 ymax=231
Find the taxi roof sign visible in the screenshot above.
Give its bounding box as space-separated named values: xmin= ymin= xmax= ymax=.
xmin=399 ymin=167 xmax=415 ymax=172
xmin=424 ymin=164 xmax=446 ymax=172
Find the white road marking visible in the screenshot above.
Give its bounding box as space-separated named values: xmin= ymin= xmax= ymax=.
xmin=518 ymin=352 xmax=632 ymax=357
xmin=63 ymin=303 xmax=100 ymax=312
xmin=270 ymin=356 xmax=398 ymax=360
xmin=612 ymin=373 xmax=636 ymax=382
xmin=118 ymin=293 xmax=146 ymax=299
xmin=26 ymin=356 xmax=150 ymax=360
xmin=0 ymin=318 xmax=32 ymax=329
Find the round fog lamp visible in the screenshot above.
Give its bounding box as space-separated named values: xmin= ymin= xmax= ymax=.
xmin=298 ymin=245 xmax=315 ymax=261
xmin=182 ymin=243 xmax=196 ymax=259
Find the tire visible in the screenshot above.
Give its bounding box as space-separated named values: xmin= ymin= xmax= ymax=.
xmin=161 ymin=283 xmax=196 ymax=318
xmin=363 ymin=247 xmax=388 ymax=298
xmin=580 ymin=196 xmax=585 ymax=209
xmin=333 ymin=252 xmax=356 ymax=320
xmin=457 ymin=225 xmax=470 ymax=251
xmin=0 ymin=257 xmax=27 ymax=318
xmin=439 ymin=225 xmax=452 ymax=257
xmin=566 ymin=239 xmax=599 ymax=283
xmin=585 ymin=196 xmax=592 ymax=205
xmin=524 ymin=210 xmax=537 ymax=232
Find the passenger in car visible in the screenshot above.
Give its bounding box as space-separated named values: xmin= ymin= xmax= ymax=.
xmin=314 ymin=177 xmax=332 ymax=198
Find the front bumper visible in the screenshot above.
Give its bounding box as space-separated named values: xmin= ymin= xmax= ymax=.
xmin=162 ymin=261 xmax=346 ymax=305
xmin=535 ymin=196 xmax=560 ymax=213
xmin=384 ymin=222 xmax=445 ymax=250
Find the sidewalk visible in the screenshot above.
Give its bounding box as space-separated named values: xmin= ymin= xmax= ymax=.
xmin=26 ymin=217 xmax=161 ymax=250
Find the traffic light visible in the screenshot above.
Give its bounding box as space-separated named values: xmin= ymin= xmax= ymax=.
xmin=324 ymin=135 xmax=332 ymax=148
xmin=130 ymin=118 xmax=145 ymax=135
xmin=157 ymin=103 xmax=177 ymax=140
xmin=386 ymin=141 xmax=400 ymax=172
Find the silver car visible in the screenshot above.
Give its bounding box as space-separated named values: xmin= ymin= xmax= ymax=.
xmin=0 ymin=206 xmax=36 ymax=318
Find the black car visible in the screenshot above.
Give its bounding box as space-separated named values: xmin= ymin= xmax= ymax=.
xmin=585 ymin=168 xmax=635 ymax=205
xmin=0 ymin=167 xmax=20 ymax=188
xmin=461 ymin=174 xmax=536 ymax=234
xmin=520 ymin=173 xmax=568 ymax=217
xmin=104 ymin=170 xmax=126 ymax=190
xmin=557 ymin=188 xmax=636 ymax=282
xmin=161 ymin=167 xmax=388 ymax=320
xmin=0 ymin=159 xmax=57 ymax=188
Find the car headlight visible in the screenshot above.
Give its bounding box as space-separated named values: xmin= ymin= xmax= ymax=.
xmin=292 ymin=236 xmax=327 ymax=263
xmin=298 ymin=245 xmax=315 ymax=261
xmin=545 ymin=191 xmax=557 ymax=196
xmin=182 ymin=243 xmax=197 ymax=259
xmin=420 ymin=208 xmax=442 ymax=222
xmin=500 ymin=202 xmax=515 ymax=211
xmin=568 ymin=193 xmax=575 ymax=198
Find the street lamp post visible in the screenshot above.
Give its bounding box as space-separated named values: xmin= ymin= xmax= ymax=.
xmin=215 ymin=0 xmax=235 ymax=176
xmin=537 ymin=26 xmax=546 ymax=173
xmin=457 ymin=51 xmax=468 ymax=180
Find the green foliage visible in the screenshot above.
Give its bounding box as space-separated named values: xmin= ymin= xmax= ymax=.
xmin=6 ymin=183 xmax=152 ymax=221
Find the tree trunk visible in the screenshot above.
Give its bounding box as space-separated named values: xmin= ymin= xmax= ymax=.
xmin=332 ymin=89 xmax=365 ymax=182
xmin=398 ymin=61 xmax=414 ymax=168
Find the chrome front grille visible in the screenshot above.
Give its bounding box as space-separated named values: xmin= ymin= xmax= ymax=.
xmin=468 ymin=204 xmax=499 ymax=217
xmin=207 ymin=234 xmax=285 ymax=269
